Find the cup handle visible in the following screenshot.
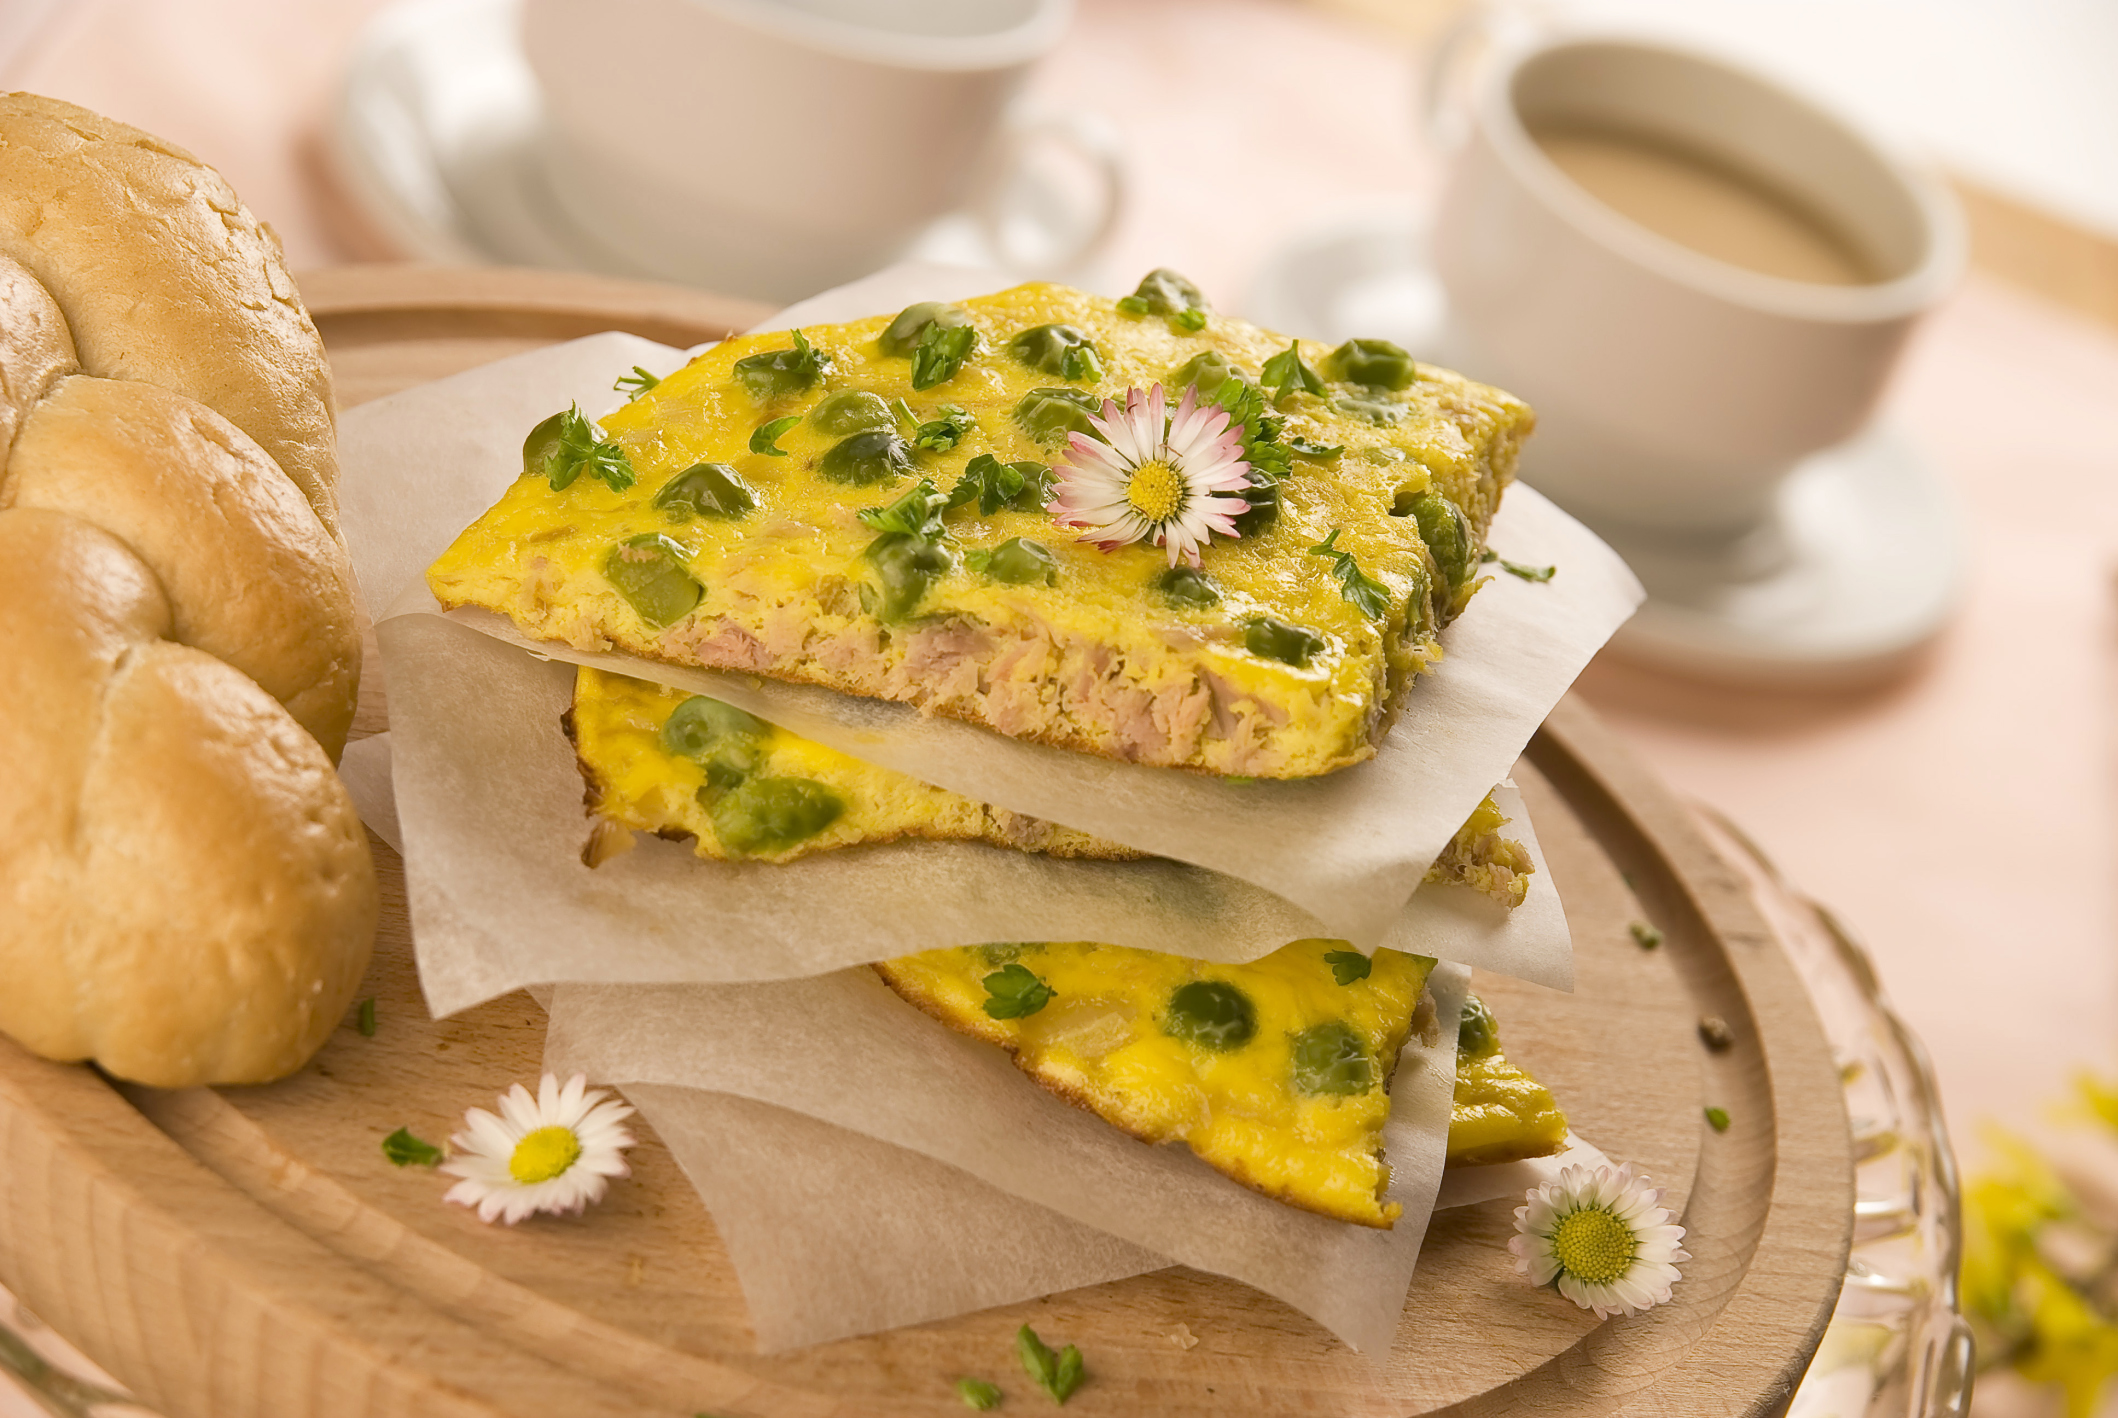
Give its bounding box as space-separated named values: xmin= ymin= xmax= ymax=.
xmin=1420 ymin=1 xmax=1548 ymax=152
xmin=973 ymin=104 xmax=1128 ymax=276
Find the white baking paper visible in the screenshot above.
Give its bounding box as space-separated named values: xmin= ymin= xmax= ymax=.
xmin=339 ymin=697 xmax=1565 ymax=1014
xmin=544 ymin=961 xmax=1470 ymax=1355
xmin=340 ymin=264 xmax=1641 ymax=952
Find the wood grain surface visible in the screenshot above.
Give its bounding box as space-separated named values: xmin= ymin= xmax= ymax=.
xmin=0 ymin=267 xmax=1854 ymax=1418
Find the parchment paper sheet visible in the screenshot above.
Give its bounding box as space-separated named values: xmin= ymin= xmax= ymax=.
xmin=542 ymin=962 xmax=1468 ymax=1355
xmin=340 ymin=264 xmax=1642 ymax=950
xmin=335 ymin=756 xmax=1604 ymax=1354
xmin=341 ymin=699 xmax=1566 ymax=1014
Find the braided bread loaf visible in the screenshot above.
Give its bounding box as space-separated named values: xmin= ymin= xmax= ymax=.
xmin=0 ymin=93 xmax=376 ymax=1087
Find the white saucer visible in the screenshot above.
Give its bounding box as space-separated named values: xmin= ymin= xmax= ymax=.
xmin=327 ymin=0 xmax=1106 ymax=294
xmin=1245 ymin=203 xmax=1967 ymax=688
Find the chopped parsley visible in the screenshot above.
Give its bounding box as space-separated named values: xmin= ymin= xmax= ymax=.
xmin=1324 ymin=950 xmax=1372 ymax=985
xmin=1017 ymin=1324 xmax=1084 ymax=1404
xmin=947 ymin=453 xmax=1052 ymax=516
xmin=748 ymin=414 xmax=801 ymax=457
xmin=382 ymin=1127 xmax=443 ymax=1167
xmin=356 ymin=997 xmax=377 ymax=1037
xmin=1705 ymin=1107 xmax=1731 ymax=1133
xmin=613 ymin=364 xmax=661 ymax=400
xmin=858 ymin=478 xmax=951 ymax=540
xmin=912 ymin=404 xmax=977 ymax=452
xmin=1261 ymin=338 xmax=1324 ymax=401
xmin=1308 ymin=527 xmax=1392 ymax=620
xmin=1630 ymin=921 xmax=1664 ymax=950
xmin=1480 ymin=549 xmax=1557 ymax=582
xmin=912 ymin=321 xmax=978 ymax=390
xmin=982 ymin=964 xmax=1056 ymax=1021
xmin=956 ymin=1378 xmax=1003 ymax=1410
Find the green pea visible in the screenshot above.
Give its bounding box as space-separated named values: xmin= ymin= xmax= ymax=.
xmin=1290 ymin=1021 xmax=1376 ymax=1096
xmin=661 ymin=696 xmax=769 ymax=765
xmin=1324 ymin=337 xmax=1417 ymax=391
xmin=653 ymin=462 xmax=756 ymax=520
xmin=1166 ymin=351 xmax=1246 ymax=400
xmin=1013 ymin=388 xmax=1104 ymax=444
xmin=1401 ymin=490 xmax=1473 ymax=597
xmin=1458 ymin=995 xmax=1499 ymax=1057
xmin=1153 ymin=564 xmax=1220 ymax=608
xmin=1120 ymin=268 xmax=1209 ymax=318
xmin=708 ymin=776 xmax=845 ymax=855
xmin=977 ymin=538 xmax=1057 ymax=586
xmin=1332 ymin=392 xmax=1405 ymax=426
xmin=1007 ymin=323 xmax=1103 ymax=382
xmin=879 ymin=301 xmax=970 ymax=357
xmin=1244 ymin=615 xmax=1324 ymax=667
xmin=867 ymin=534 xmax=955 ymax=620
xmin=733 ymin=332 xmax=826 ymax=402
xmin=820 ymin=429 xmax=915 ymax=486
xmin=809 ymin=390 xmax=894 ymax=436
xmin=522 ymin=410 xmax=569 ymax=478
xmin=603 ymin=533 xmax=702 ymax=627
xmin=1163 ymin=980 xmax=1258 ymax=1051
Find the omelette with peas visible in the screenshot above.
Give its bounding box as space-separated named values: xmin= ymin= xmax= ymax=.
xmin=428 ymin=271 xmax=1533 ymax=781
xmin=442 ymin=269 xmax=1564 ymax=1225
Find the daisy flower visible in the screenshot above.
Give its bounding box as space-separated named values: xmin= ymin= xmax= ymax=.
xmin=1047 ymin=382 xmax=1251 ymax=567
xmin=1510 ymin=1162 xmax=1690 ymax=1318
xmin=439 ymin=1072 xmax=636 ymax=1225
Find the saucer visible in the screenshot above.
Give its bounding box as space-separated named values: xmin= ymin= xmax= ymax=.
xmin=1246 ymin=203 xmax=1967 ymax=688
xmin=327 ymin=0 xmax=1109 ymax=295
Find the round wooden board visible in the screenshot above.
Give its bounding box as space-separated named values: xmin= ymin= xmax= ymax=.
xmin=0 ymin=265 xmax=1853 ymax=1418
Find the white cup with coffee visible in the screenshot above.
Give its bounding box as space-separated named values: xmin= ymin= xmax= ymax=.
xmin=1429 ymin=33 xmax=1965 ymax=541
xmin=522 ymin=0 xmax=1125 ymax=301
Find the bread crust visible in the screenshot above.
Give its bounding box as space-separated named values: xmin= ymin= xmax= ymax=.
xmin=7 ymin=375 xmax=360 ymax=756
xmin=0 ymin=512 xmax=376 ymax=1085
xmin=0 ymin=98 xmax=376 ymax=1087
xmin=0 ymin=92 xmax=341 ymax=535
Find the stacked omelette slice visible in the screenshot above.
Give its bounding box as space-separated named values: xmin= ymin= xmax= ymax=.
xmin=428 ymin=273 xmax=1568 ymax=1227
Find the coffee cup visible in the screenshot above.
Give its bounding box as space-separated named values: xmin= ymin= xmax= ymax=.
xmin=1427 ymin=30 xmax=1965 ymax=540
xmin=522 ymin=0 xmax=1125 ymax=302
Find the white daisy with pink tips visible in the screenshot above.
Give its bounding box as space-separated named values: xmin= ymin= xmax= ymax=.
xmin=1046 ymin=382 xmax=1251 ymax=567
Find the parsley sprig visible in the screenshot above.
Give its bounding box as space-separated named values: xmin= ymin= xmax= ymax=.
xmin=1017 ymin=1324 xmax=1085 ymax=1404
xmin=912 ymin=321 xmax=979 ymax=390
xmin=613 ymin=365 xmax=661 ymax=401
xmin=524 ymin=405 xmax=637 ymax=492
xmin=859 ymin=478 xmax=951 ymax=540
xmin=1261 ymin=339 xmax=1325 ymax=401
xmin=947 ymin=453 xmax=1053 ymax=517
xmin=1309 ymin=528 xmax=1392 ymax=620
xmin=912 ymin=404 xmax=977 ymax=452
xmin=1324 ymin=950 xmax=1372 ymax=985
xmin=982 ymin=963 xmax=1055 ymax=1020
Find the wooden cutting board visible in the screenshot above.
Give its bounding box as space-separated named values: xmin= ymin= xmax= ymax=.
xmin=0 ymin=265 xmax=1852 ymax=1418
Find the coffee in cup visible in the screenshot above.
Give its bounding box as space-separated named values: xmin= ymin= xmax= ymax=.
xmin=1429 ymin=35 xmax=1965 ymax=539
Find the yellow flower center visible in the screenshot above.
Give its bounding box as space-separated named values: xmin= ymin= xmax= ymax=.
xmin=509 ymin=1125 xmax=582 ymax=1184
xmin=1550 ymin=1207 xmax=1636 ymax=1287
xmin=1125 ymin=459 xmax=1186 ymax=524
